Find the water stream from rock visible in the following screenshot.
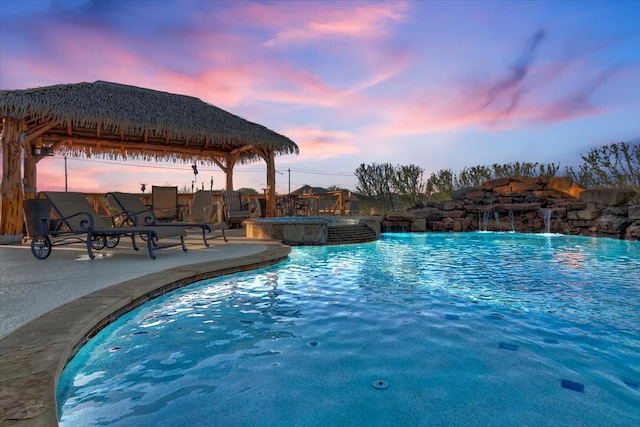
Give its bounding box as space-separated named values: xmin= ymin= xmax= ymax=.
xmin=540 ymin=208 xmax=555 ymax=233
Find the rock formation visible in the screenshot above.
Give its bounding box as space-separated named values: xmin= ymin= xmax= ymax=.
xmin=382 ymin=176 xmax=639 ymax=240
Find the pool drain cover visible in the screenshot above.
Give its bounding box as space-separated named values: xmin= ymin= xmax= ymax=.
xmin=372 ymin=380 xmax=389 ymax=390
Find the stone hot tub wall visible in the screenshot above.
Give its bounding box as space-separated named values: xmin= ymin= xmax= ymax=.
xmin=383 ymin=177 xmax=639 ymax=241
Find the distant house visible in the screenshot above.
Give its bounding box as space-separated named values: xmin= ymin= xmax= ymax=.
xmin=289 ymin=185 xmax=328 ymax=195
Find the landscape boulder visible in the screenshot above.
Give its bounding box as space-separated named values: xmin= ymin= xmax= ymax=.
xmin=579 ymin=189 xmax=637 ymax=206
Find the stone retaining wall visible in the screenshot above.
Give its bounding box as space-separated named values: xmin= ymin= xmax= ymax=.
xmin=383 ymin=177 xmax=639 ymax=240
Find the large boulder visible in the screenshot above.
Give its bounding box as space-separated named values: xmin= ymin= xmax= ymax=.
xmin=451 ymin=187 xmax=483 ymax=200
xmin=509 ymin=181 xmax=544 ymax=192
xmin=410 ymin=218 xmax=427 ymax=232
xmin=602 ymin=206 xmax=629 ymax=216
xmin=625 ymin=221 xmax=640 ymax=240
xmin=595 ymin=214 xmax=626 ymax=236
xmin=547 ymin=176 xmax=574 ymax=193
xmin=568 ymin=183 xmax=586 ymax=199
xmin=579 ymin=189 xmax=637 ymax=206
xmin=481 ymin=178 xmax=510 ymax=190
xmin=441 ymin=200 xmax=464 ymax=211
xmin=409 ymin=207 xmax=441 ymax=221
xmin=385 ymin=212 xmax=415 ymax=222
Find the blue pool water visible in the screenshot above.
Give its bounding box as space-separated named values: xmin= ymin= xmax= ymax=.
xmin=57 ymin=233 xmax=640 ymax=426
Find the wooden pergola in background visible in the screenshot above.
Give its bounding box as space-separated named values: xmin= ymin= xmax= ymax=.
xmin=0 ymin=81 xmax=299 ymax=242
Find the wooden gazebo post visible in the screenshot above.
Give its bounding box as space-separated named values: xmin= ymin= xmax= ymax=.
xmin=224 ymin=154 xmax=237 ymax=191
xmin=23 ymin=138 xmax=37 ymax=200
xmin=1 ymin=117 xmax=61 ymax=242
xmin=252 ymin=147 xmax=277 ymax=218
xmin=0 ymin=118 xmax=24 ymax=243
xmin=265 ymin=149 xmax=276 ymax=217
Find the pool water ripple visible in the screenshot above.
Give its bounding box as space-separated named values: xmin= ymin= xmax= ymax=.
xmin=58 ymin=233 xmax=640 ymax=426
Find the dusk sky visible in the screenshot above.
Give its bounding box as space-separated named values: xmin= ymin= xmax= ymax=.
xmin=1 ymin=0 xmax=639 ymax=194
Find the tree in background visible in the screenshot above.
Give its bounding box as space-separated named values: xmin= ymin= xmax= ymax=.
xmin=357 ymin=143 xmax=638 ymax=209
xmin=566 ymin=142 xmax=639 ymax=200
xmin=355 ymin=163 xmax=396 ymax=214
xmin=391 ymin=164 xmax=426 ymax=208
xmin=237 ymin=187 xmax=259 ymax=195
xmin=456 ymin=165 xmax=493 ymax=188
xmin=425 ymin=169 xmax=455 ymax=202
xmin=490 ymin=162 xmax=559 ymax=179
xmin=355 ymin=163 xmax=426 ymax=213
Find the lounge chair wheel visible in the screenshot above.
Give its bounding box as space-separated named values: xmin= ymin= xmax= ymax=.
xmin=31 ymin=236 xmax=52 ymax=259
xmin=91 ymin=235 xmax=106 ymax=250
xmin=105 ymin=234 xmax=120 ymax=248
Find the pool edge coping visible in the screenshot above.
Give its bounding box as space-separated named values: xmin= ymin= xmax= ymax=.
xmin=0 ymin=242 xmax=291 ymax=426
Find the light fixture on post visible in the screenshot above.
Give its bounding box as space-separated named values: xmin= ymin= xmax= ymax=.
xmin=31 ymin=146 xmax=54 ymax=159
xmin=191 ymin=163 xmax=198 ymax=194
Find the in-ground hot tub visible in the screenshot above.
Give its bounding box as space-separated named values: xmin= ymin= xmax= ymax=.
xmin=245 ymin=216 xmax=368 ymax=245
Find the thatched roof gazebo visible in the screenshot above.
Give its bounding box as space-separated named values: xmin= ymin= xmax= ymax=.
xmin=0 ymin=81 xmax=299 ymax=242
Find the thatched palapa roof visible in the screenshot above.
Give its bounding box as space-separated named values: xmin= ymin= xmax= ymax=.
xmin=0 ymin=80 xmax=299 ymax=164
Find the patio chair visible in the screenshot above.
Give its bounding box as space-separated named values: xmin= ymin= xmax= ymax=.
xmin=184 ymin=190 xmax=215 ymax=222
xmin=296 ymin=196 xmax=316 ymax=216
xmin=27 ymin=192 xmax=187 ymax=260
xmin=106 ymin=191 xmax=227 ymax=247
xmin=221 ymin=190 xmax=251 ymax=228
xmin=345 ymin=199 xmax=360 ymax=215
xmin=151 ymin=186 xmax=183 ymax=221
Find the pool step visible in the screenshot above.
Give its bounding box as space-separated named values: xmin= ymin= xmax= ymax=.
xmin=327 ymin=224 xmax=378 ymax=245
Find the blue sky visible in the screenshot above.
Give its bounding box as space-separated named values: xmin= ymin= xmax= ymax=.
xmin=1 ymin=0 xmax=639 ymax=194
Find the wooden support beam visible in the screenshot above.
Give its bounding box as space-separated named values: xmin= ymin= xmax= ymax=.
xmin=225 ymin=154 xmax=238 ymax=190
xmin=0 ymin=118 xmax=25 ymax=242
xmin=230 ymin=145 xmax=256 ymax=155
xmin=23 ymin=120 xmax=60 ymax=142
xmin=41 ymin=135 xmax=229 ymax=158
xmin=250 ymin=146 xmax=276 ymax=217
xmin=212 ymin=158 xmax=227 ymax=172
xmin=265 ymin=149 xmax=276 ymax=217
xmin=23 ymin=137 xmax=39 ymax=199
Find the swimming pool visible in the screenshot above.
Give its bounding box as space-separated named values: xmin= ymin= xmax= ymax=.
xmin=57 ymin=232 xmax=640 ymax=426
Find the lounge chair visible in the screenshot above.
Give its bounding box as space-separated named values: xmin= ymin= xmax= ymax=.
xmin=27 ymin=192 xmax=187 ymax=260
xmin=221 ymin=190 xmax=251 ymax=228
xmin=151 ymin=186 xmax=183 ymax=221
xmin=106 ymin=191 xmax=227 ymax=247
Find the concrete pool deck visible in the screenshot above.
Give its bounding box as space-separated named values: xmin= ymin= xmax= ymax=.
xmin=0 ymin=229 xmax=290 ymax=426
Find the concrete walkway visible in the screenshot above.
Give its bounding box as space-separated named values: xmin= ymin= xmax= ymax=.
xmin=0 ymin=230 xmax=290 ymax=426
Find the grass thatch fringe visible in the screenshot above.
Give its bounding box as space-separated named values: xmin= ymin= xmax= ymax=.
xmin=0 ymin=81 xmax=299 ymax=164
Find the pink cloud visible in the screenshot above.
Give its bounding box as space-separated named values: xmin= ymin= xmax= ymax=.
xmin=237 ymin=1 xmax=409 ymax=46
xmin=1 ymin=0 xmax=413 ymax=129
xmin=281 ymin=127 xmax=360 ymax=161
xmin=362 ymin=52 xmax=623 ymax=140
